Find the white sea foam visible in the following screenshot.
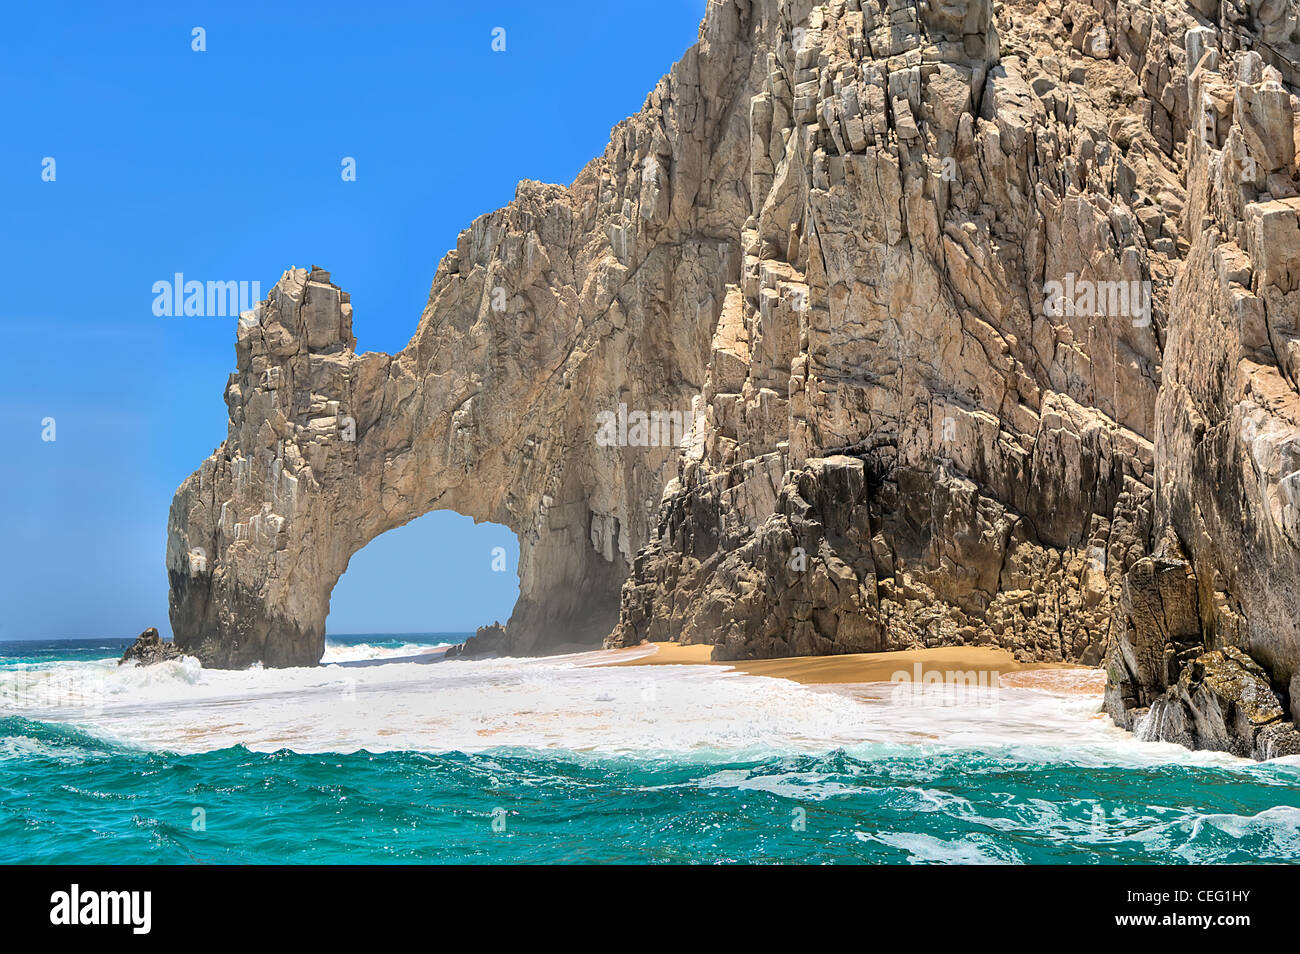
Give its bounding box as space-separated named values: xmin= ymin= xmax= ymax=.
xmin=858 ymin=830 xmax=1017 ymax=864
xmin=319 ymin=640 xmax=453 ymax=664
xmin=0 ymin=647 xmax=1263 ymax=765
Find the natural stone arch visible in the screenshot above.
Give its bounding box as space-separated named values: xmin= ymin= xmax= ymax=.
xmin=168 ymin=188 xmax=735 ymax=664
xmin=165 ymin=0 xmax=757 ymax=666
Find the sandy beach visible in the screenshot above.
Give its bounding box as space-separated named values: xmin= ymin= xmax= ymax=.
xmin=600 ymin=641 xmax=1093 ymax=687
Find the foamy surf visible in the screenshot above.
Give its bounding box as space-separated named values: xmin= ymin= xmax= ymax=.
xmin=0 ymin=645 xmax=1259 ymax=768
xmin=319 ymin=640 xmax=454 ymax=664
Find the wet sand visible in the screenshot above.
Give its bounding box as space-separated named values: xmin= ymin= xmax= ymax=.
xmin=600 ymin=641 xmax=1092 ymax=686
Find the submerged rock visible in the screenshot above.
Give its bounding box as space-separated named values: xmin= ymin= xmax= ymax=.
xmin=1136 ymin=648 xmax=1300 ymax=760
xmin=119 ymin=627 xmax=183 ymax=667
xmin=444 ymin=622 xmax=508 ymax=660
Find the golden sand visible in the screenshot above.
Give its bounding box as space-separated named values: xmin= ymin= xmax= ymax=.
xmin=600 ymin=641 xmax=1090 ymax=686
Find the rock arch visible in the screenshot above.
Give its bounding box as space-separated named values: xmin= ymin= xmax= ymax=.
xmin=166 ymin=7 xmax=757 ymax=666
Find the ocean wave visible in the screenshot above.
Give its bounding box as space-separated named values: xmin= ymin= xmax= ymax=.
xmin=0 ymin=719 xmax=1297 ymax=863
xmin=0 ymin=715 xmax=128 ymax=763
xmin=319 ymin=640 xmax=453 ymax=664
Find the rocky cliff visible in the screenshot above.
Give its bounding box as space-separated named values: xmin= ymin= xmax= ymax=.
xmin=168 ymin=0 xmax=1300 ymax=759
xmin=1103 ymin=26 xmax=1300 ymax=759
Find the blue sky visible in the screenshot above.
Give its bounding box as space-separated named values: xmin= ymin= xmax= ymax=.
xmin=0 ymin=0 xmax=705 ymax=639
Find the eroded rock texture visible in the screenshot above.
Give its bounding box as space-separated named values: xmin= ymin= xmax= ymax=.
xmin=169 ymin=0 xmax=1300 ymax=759
xmin=1105 ymin=23 xmax=1300 ymax=757
xmin=610 ymin=0 xmax=1175 ymax=666
xmin=169 ymin=0 xmax=766 ymax=667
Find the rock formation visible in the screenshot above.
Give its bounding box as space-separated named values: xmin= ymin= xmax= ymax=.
xmin=1104 ymin=28 xmax=1300 ymax=757
xmin=610 ymin=0 xmax=1167 ymax=666
xmin=119 ymin=628 xmax=183 ymax=666
xmin=167 ymin=16 xmax=749 ymax=666
xmin=444 ymin=622 xmax=508 ymax=660
xmin=168 ymin=0 xmax=1300 ymax=759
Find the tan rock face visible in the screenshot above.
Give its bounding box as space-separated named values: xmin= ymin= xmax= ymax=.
xmin=1104 ymin=20 xmax=1300 ymax=755
xmin=611 ymin=0 xmax=1182 ymax=666
xmin=168 ymin=0 xmax=1300 ymax=758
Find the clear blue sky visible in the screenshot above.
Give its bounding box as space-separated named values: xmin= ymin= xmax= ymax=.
xmin=0 ymin=0 xmax=705 ymax=639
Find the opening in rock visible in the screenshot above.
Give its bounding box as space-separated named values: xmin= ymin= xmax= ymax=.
xmin=325 ymin=510 xmax=520 ymax=651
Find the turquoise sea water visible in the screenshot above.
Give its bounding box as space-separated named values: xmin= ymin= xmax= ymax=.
xmin=2 ymin=637 xmax=1299 ymax=864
